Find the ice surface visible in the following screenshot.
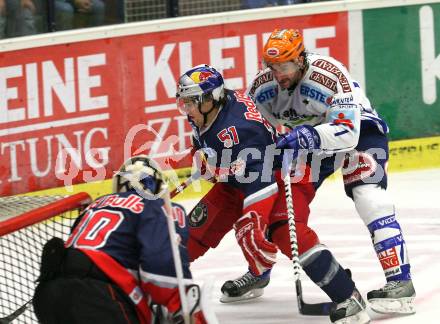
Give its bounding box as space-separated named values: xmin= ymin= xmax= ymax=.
xmin=186 ymin=169 xmax=440 ymax=323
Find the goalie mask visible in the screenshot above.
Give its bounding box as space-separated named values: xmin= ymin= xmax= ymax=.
xmin=112 ymin=155 xmax=167 ymax=199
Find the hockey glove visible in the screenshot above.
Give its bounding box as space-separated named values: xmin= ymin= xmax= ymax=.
xmin=234 ymin=211 xmax=278 ymax=276
xmin=170 ymin=284 xmax=207 ymax=324
xmin=275 ymin=125 xmax=321 ymax=161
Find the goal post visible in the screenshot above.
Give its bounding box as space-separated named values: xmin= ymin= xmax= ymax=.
xmin=0 ymin=192 xmax=92 ymax=324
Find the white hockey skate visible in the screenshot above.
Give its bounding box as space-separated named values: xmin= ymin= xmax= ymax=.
xmin=220 ymin=272 xmax=269 ymax=303
xmin=367 ymin=280 xmax=416 ymax=314
xmin=330 ymin=288 xmax=370 ymax=324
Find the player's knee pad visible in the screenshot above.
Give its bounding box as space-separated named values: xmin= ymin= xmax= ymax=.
xmin=343 ymin=150 xmax=387 ymax=198
xmin=354 ymin=185 xmax=411 ymax=280
xmin=268 ymin=221 xmax=319 ymax=258
xmin=352 ymin=184 xmax=394 ymax=226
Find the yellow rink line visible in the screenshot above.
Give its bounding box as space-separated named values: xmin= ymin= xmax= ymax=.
xmin=18 ymin=136 xmax=440 ymax=201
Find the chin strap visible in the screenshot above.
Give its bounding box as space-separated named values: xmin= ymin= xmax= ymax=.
xmin=198 ymin=101 xmax=219 ymax=127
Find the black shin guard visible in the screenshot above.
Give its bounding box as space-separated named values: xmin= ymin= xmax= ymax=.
xmin=302 ymin=249 xmax=354 ymax=303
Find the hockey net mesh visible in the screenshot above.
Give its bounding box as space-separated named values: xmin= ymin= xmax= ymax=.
xmin=0 ymin=193 xmax=91 ymax=324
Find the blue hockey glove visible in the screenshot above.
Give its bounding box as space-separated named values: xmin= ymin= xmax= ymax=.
xmin=275 ymin=125 xmax=321 ymax=160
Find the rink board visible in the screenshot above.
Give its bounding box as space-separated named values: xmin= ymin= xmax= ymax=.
xmin=14 ymin=135 xmax=440 ymax=201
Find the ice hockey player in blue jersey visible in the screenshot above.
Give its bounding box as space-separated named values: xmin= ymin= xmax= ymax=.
xmin=176 ymin=64 xmax=369 ymax=324
xmin=242 ymin=28 xmax=416 ymax=319
xmin=32 ymin=155 xmax=208 ymax=324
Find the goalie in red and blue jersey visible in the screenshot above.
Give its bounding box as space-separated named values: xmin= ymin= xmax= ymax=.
xmin=176 ymin=64 xmax=366 ymax=323
xmin=33 ymin=155 xmax=208 ymax=324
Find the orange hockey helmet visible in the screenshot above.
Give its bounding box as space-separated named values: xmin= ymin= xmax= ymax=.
xmin=263 ymin=29 xmax=305 ymax=64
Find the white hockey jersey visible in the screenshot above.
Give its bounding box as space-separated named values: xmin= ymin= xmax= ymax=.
xmin=246 ymin=53 xmax=388 ymax=153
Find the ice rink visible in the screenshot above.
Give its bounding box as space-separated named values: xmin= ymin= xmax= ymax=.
xmin=185 ymin=168 xmax=440 ymax=324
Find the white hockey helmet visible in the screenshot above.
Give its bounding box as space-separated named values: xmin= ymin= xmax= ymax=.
xmin=112 ymin=155 xmax=167 ymax=199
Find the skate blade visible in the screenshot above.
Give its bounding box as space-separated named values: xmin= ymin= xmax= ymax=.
xmin=334 ymin=309 xmax=370 ymax=324
xmin=219 ymin=288 xmax=264 ymax=303
xmin=368 ymin=296 xmax=416 ymax=314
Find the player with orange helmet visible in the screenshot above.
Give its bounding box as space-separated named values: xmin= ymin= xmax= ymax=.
xmin=262 ymin=29 xmax=306 ymax=89
xmin=222 ymin=27 xmax=416 ymax=324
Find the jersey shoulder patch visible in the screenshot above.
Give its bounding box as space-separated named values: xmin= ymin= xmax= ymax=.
xmin=309 ymin=70 xmax=337 ymax=92
xmin=310 ymin=58 xmax=352 ymax=93
xmin=248 ymin=70 xmax=274 ymax=97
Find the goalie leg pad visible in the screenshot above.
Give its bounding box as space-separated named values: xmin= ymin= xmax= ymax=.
xmin=353 ymin=185 xmax=411 ymax=281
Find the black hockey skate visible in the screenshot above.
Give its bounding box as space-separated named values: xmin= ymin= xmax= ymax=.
xmin=220 ymin=271 xmax=270 ymax=303
xmin=330 ymin=288 xmax=370 ymax=324
xmin=367 ymin=280 xmax=416 ymax=314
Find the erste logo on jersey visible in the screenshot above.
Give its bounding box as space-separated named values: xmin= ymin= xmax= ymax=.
xmin=256 ymin=87 xmax=276 ymax=104
xmin=300 ymin=84 xmax=329 ymax=104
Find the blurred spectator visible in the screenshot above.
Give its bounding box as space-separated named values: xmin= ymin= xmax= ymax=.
xmin=0 ymin=0 xmax=37 ymax=39
xmin=242 ymin=0 xmax=328 ymax=8
xmin=54 ymin=0 xmax=105 ymax=31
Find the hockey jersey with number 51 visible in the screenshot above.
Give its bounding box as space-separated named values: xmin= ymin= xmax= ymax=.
xmin=190 ymin=89 xmax=280 ymax=223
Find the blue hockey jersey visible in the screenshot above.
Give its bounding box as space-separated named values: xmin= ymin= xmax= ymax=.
xmin=65 ymin=191 xmax=190 ymax=323
xmin=190 ymin=89 xmax=280 ymax=221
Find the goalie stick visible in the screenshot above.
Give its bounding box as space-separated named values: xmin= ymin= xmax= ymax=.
xmin=282 ymin=155 xmax=335 ymax=316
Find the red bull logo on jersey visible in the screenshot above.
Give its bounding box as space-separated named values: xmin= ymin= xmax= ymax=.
xmin=86 ymin=194 xmax=145 ymax=213
xmin=190 ymin=71 xmax=213 ymax=83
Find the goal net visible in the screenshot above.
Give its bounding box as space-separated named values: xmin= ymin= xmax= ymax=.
xmin=0 ymin=192 xmax=92 ymax=324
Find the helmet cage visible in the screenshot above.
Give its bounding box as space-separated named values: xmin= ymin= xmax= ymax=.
xmin=112 ymin=155 xmax=167 ymax=199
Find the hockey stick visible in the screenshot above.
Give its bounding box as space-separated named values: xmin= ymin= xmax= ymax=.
xmin=0 ymin=300 xmax=32 ymax=324
xmin=169 ymin=172 xmax=198 ymax=198
xmin=163 ymin=192 xmax=191 ymax=324
xmin=282 ymin=155 xmax=335 ymax=316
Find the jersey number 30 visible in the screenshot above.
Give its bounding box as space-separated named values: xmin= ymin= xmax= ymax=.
xmin=65 ymin=209 xmax=124 ymax=249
